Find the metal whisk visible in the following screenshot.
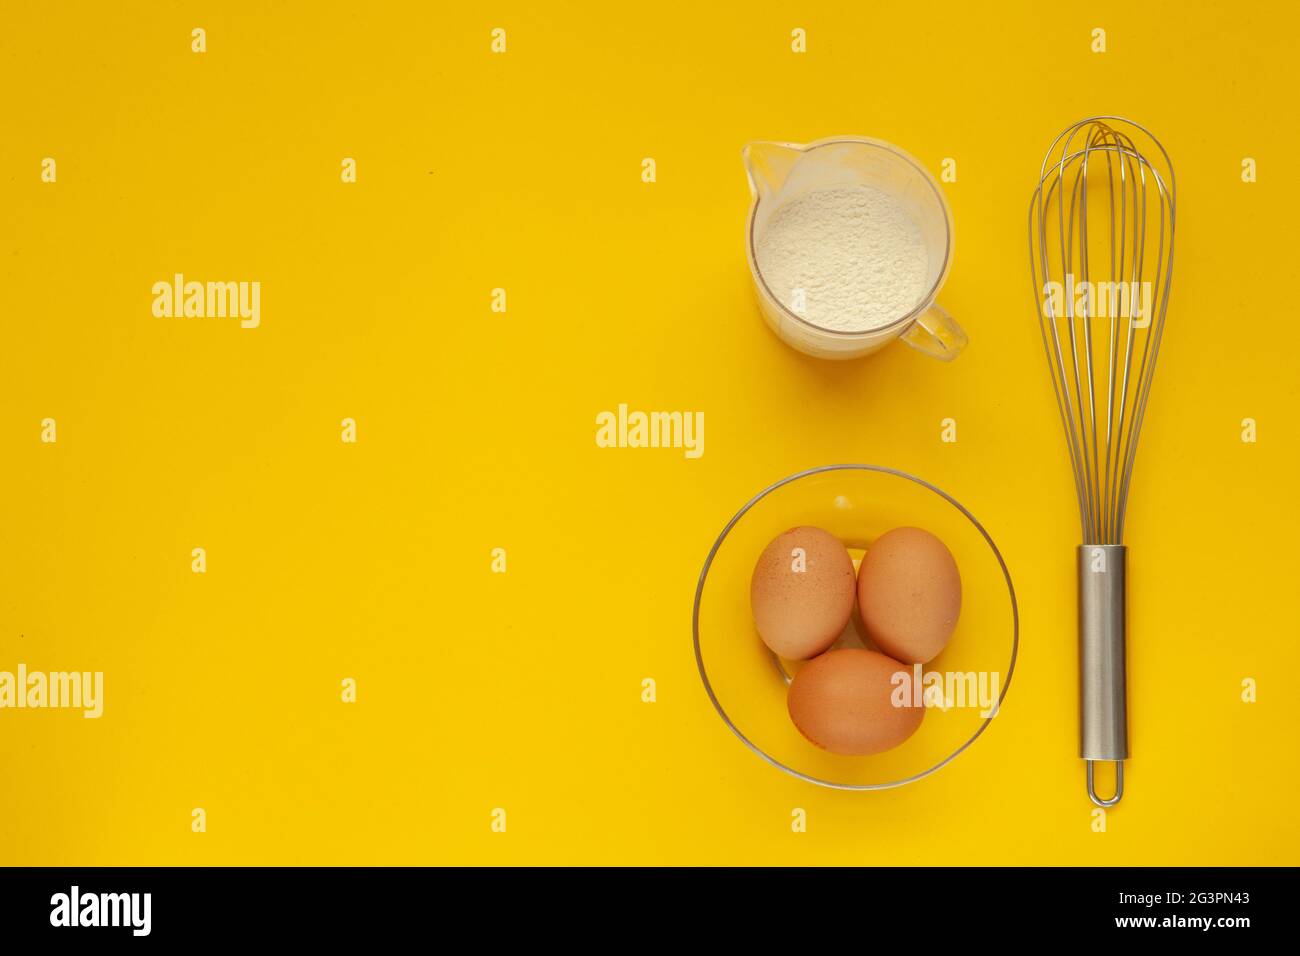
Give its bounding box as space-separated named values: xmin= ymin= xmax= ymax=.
xmin=1028 ymin=117 xmax=1176 ymax=807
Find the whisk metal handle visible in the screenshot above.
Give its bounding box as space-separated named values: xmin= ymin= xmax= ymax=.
xmin=1078 ymin=545 xmax=1128 ymax=806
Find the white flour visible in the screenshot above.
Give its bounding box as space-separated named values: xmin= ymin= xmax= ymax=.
xmin=755 ymin=185 xmax=930 ymax=332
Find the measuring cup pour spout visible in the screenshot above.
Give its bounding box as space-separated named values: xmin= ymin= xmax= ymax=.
xmin=742 ymin=141 xmax=804 ymax=204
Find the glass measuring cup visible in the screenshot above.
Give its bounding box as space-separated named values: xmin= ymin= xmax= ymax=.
xmin=743 ymin=136 xmax=967 ymax=361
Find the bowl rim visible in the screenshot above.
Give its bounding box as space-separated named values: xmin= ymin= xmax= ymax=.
xmin=692 ymin=463 xmax=1019 ymax=791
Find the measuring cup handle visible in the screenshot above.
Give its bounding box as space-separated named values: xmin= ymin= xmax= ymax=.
xmin=901 ymin=303 xmax=968 ymax=361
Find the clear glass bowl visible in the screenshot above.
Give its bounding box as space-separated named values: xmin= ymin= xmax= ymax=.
xmin=693 ymin=465 xmax=1018 ymax=790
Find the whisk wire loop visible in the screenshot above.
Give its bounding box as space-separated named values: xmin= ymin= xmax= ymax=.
xmin=1029 ymin=117 xmax=1175 ymax=546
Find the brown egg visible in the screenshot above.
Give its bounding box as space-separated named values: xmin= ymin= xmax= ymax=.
xmin=857 ymin=526 xmax=961 ymax=664
xmin=787 ymin=648 xmax=923 ymax=755
xmin=750 ymin=526 xmax=856 ymax=660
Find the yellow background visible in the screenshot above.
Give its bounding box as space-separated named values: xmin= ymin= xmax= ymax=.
xmin=2 ymin=1 xmax=1296 ymax=865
